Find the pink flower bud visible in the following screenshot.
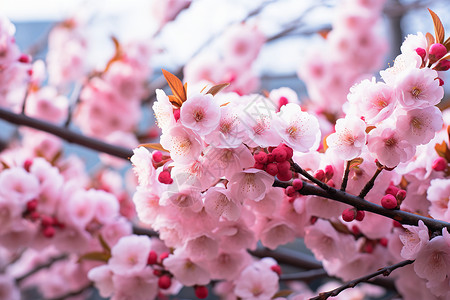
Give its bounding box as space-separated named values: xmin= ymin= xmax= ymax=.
xmin=429 ymin=43 xmax=447 ymax=61
xmin=385 ymin=185 xmax=399 ymax=196
xmin=173 ymin=109 xmax=181 ymax=121
xmin=147 ymin=250 xmax=158 ymax=265
xmin=265 ymin=163 xmax=278 ymax=176
xmin=278 ymin=96 xmax=289 ymax=108
xmin=381 ymin=194 xmax=397 ymax=209
xmin=434 ymin=60 xmax=450 ymax=71
xmin=432 ymin=157 xmax=447 ymax=171
xmin=18 ymin=54 xmax=31 ymax=63
xmin=324 ymin=165 xmax=334 ymax=179
xmin=253 ymin=162 xmax=265 ymax=170
xmin=158 ymin=275 xmax=172 ymax=289
xmin=415 ymin=47 xmax=427 ymax=61
xmin=158 ymin=171 xmax=173 ymax=184
xmin=272 ymin=147 xmax=287 ymax=162
xmin=26 ymin=199 xmax=38 ymax=212
xmin=280 ymin=144 xmax=294 ymax=160
xmin=285 ymin=186 xmax=296 ymax=197
xmin=43 ymin=226 xmax=55 ymax=238
xmin=313 ymin=169 xmax=325 ymax=181
xmin=342 ymin=208 xmax=356 ymax=222
xmin=270 ymin=265 xmax=282 ymax=276
xmin=41 ymin=215 xmax=55 ymax=227
xmin=277 ymin=169 xmax=292 ymax=181
xmin=195 ymin=286 xmax=208 ymax=299
xmin=152 ymin=151 xmax=163 ymax=163
xmin=254 ymin=151 xmax=268 ymax=164
xmin=438 ymin=77 xmax=444 ymax=86
xmin=277 ymin=161 xmax=291 ymax=173
xmin=23 ymin=159 xmax=33 ymax=172
xmin=396 ymin=189 xmax=406 ymax=201
xmin=355 ymin=210 xmax=365 ymax=221
xmin=159 ymin=252 xmax=169 ymax=262
xmin=292 ymin=179 xmax=303 ymax=191
xmin=379 ymin=237 xmax=388 ymax=247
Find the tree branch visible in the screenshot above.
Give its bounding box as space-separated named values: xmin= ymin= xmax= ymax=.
xmin=16 ymin=254 xmax=67 ymax=284
xmin=47 ymin=283 xmax=94 ymax=300
xmin=309 ymin=260 xmax=414 ymax=300
xmin=274 ymin=179 xmax=450 ymax=232
xmin=0 ymin=107 xmax=133 ymax=160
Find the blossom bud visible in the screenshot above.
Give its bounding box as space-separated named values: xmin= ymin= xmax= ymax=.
xmin=396 ymin=189 xmax=406 ymax=201
xmin=42 ymin=226 xmax=55 ymax=238
xmin=41 ymin=215 xmax=55 ymax=227
xmin=277 ymin=161 xmax=291 ymax=173
xmin=18 ymin=54 xmax=31 ymax=63
xmin=173 ymin=109 xmax=181 ymax=121
xmin=434 ymin=59 xmax=450 ymax=71
xmin=415 ymin=47 xmax=427 ymax=61
xmin=278 ymin=96 xmax=289 ymax=108
xmin=265 ymin=163 xmax=278 ymax=176
xmin=272 ymin=147 xmax=287 ymax=162
xmin=23 ymin=159 xmax=33 ymax=172
xmin=152 ymin=151 xmax=163 ymax=163
xmin=324 ymin=165 xmax=334 ymax=179
xmin=26 ymin=199 xmax=38 ymax=212
xmin=342 ymin=208 xmax=356 ymax=222
xmin=379 ymin=237 xmax=388 ymax=247
xmin=159 ymin=252 xmax=170 ymax=262
xmin=285 ymin=186 xmax=296 ymax=197
xmin=385 ymin=185 xmax=399 ymax=196
xmin=254 ymin=151 xmax=268 ymax=164
xmin=438 ymin=77 xmax=444 ymax=86
xmin=147 ymin=250 xmax=158 ymax=265
xmin=313 ymin=169 xmax=325 ymax=181
xmin=432 ymin=157 xmax=447 ymax=171
xmin=266 ymin=153 xmax=275 ymax=163
xmin=158 ymin=171 xmax=173 ymax=184
xmin=158 ymin=275 xmax=172 ymax=289
xmin=355 ymin=210 xmax=365 ymax=221
xmin=277 ymin=169 xmax=292 ymax=181
xmin=280 ymin=144 xmax=294 ymax=160
xmin=270 ymin=265 xmax=282 ymax=276
xmin=195 ymin=286 xmax=208 ymax=299
xmin=253 ymin=162 xmax=265 ymax=170
xmin=429 ymin=43 xmax=447 ymax=62
xmin=327 ymin=179 xmax=335 ymax=188
xmin=292 ymin=179 xmax=303 ymax=191
xmin=381 ymin=194 xmax=397 ymax=209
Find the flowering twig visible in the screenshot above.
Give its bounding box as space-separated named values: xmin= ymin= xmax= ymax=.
xmin=340 ymin=160 xmax=351 ymax=191
xmin=47 ymin=283 xmax=94 ymax=300
xmin=291 ymin=162 xmax=334 ymax=193
xmin=0 ymin=107 xmax=133 ymax=160
xmin=275 ymin=178 xmax=450 ymax=232
xmin=15 ymin=254 xmax=67 ymax=284
xmin=309 ymin=260 xmax=414 ymax=300
xmin=358 ymin=167 xmax=383 ymax=198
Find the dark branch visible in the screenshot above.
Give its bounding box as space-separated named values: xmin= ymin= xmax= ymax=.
xmin=0 ymin=107 xmax=133 ymax=160
xmin=340 ymin=160 xmax=351 ymax=191
xmin=358 ymin=167 xmax=383 ymax=198
xmin=47 ymin=283 xmax=94 ymax=300
xmin=274 ymin=179 xmax=450 ymax=232
xmin=16 ymin=254 xmax=67 ymax=284
xmin=309 ymin=260 xmax=414 ymax=300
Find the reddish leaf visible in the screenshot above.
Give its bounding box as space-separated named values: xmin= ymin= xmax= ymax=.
xmin=273 ymin=290 xmax=294 ymax=298
xmin=104 ymin=36 xmax=123 ymax=73
xmin=365 ymin=126 xmax=376 ymax=134
xmin=183 ymin=82 xmax=188 ymax=98
xmin=139 ymin=143 xmax=169 ymax=152
xmin=220 ymin=102 xmax=230 ymax=107
xmin=426 ymin=32 xmax=435 ymax=49
xmin=318 ymin=29 xmax=331 ymax=39
xmin=162 ymin=69 xmax=186 ymax=102
xmin=428 ymin=9 xmax=445 ymax=44
xmin=349 ymin=157 xmax=364 ymax=169
xmin=168 ymin=95 xmax=183 ymax=108
xmin=206 ymin=83 xmax=230 ymax=96
xmin=444 ymin=36 xmax=450 ymax=52
xmin=98 ymin=234 xmax=111 ymax=254
xmin=435 ymin=141 xmax=450 ymax=162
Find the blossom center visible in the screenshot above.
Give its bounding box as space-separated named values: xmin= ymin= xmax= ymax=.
xmin=411 ymin=87 xmax=421 ymax=98
xmin=384 ymin=137 xmax=397 ymax=147
xmin=193 ymin=109 xmax=205 ymax=122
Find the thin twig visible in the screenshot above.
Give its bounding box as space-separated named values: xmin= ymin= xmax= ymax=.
xmin=64 ymin=81 xmax=84 ymax=128
xmin=358 ymin=167 xmax=383 ymax=198
xmin=340 ymin=160 xmax=351 ymax=192
xmin=47 ymin=283 xmax=94 ymax=300
xmin=16 ymin=254 xmax=67 ymax=284
xmin=0 ymin=107 xmax=133 ymax=160
xmin=309 ymin=260 xmax=414 ymax=300
xmin=280 ymin=268 xmax=328 ymax=281
xmin=291 ymin=162 xmax=334 ymax=193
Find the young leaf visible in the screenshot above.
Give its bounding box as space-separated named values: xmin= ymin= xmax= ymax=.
xmin=349 ymin=157 xmax=364 ymax=169
xmin=168 ymin=95 xmax=183 ymax=108
xmin=162 ymin=69 xmax=186 ymax=102
xmin=139 ymin=143 xmax=169 ymax=152
xmin=206 ymin=83 xmax=230 ymax=96
xmin=78 ymin=251 xmax=111 ymax=263
xmin=104 ymin=36 xmax=123 ymax=73
xmin=426 ymin=32 xmax=435 ymax=49
xmin=444 ymin=36 xmax=450 ymax=52
xmin=98 ymin=234 xmax=111 ymax=254
xmin=428 ymin=9 xmax=445 ymax=44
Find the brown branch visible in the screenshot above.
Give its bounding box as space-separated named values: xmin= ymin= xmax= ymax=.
xmin=358 ymin=167 xmax=383 ymax=198
xmin=274 ymin=179 xmax=450 ymax=232
xmin=0 ymin=107 xmax=133 ymax=160
xmin=47 ymin=283 xmax=94 ymax=300
xmin=309 ymin=260 xmax=414 ymax=300
xmin=340 ymin=160 xmax=351 ymax=192
xmin=16 ymin=254 xmax=67 ymax=284
xmin=291 ymin=162 xmax=334 ymax=193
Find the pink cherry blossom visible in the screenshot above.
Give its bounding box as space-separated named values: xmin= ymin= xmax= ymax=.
xmin=160 ymin=124 xmax=203 ymax=164
xmin=413 ymin=236 xmax=450 ymax=282
xmin=0 ymin=167 xmax=40 ymax=204
xmin=108 ymin=235 xmax=151 ymax=276
xmin=234 ymin=260 xmax=279 ymax=300
xmin=395 ymin=67 xmax=444 ymax=109
xmin=180 ymin=93 xmax=221 ymax=135
xmin=163 ymin=250 xmax=210 ymax=286
xmin=152 ymin=89 xmax=177 ymax=133
xmin=87 ymin=265 xmax=114 ymax=298
xmin=347 ymin=79 xmax=396 ymax=124
xmin=395 ymin=106 xmax=443 ymax=145
xmin=130 ymin=147 xmax=155 ymax=187
xmin=229 ymin=168 xmax=274 ymax=202
xmin=399 ymin=220 xmax=430 ymax=260
xmin=112 ymin=267 xmax=158 ymax=300
xmin=273 ymin=103 xmax=321 ymax=152
xmin=427 ymin=178 xmax=450 ymax=220
xmin=258 ymin=218 xmax=296 ymax=250
xmin=204 ymin=187 xmax=241 ymax=221
xmin=326 ymin=116 xmax=367 ymax=160
xmin=208 ymin=250 xmax=251 ymax=281
xmin=367 ymin=126 xmax=415 ymax=168
xmin=182 ymin=233 xmax=219 ymax=261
